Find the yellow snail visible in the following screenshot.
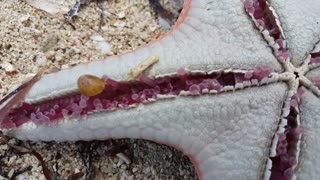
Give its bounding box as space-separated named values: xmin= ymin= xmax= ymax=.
xmin=77 ymin=75 xmax=105 ymax=97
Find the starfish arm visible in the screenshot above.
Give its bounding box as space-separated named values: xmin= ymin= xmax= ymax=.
xmin=297 ymin=91 xmax=320 ymax=179
xmin=0 ymin=67 xmax=281 ymax=129
xmin=267 ymin=0 xmax=320 ymax=66
xmin=305 ymin=41 xmax=320 ymax=71
xmin=299 ymin=76 xmax=320 ymax=97
xmin=303 ymin=49 xmax=320 ymax=97
xmin=244 ymin=0 xmax=289 ymax=64
xmin=4 ymin=83 xmax=287 ymax=180
xmin=266 ymin=79 xmax=304 ymax=179
xmin=18 ymin=0 xmax=281 ymax=104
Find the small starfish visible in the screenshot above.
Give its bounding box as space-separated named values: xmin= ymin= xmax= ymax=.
xmin=1 ymin=0 xmax=320 ymax=179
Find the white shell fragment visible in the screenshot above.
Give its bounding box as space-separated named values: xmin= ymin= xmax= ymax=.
xmin=90 ymin=35 xmax=113 ymax=55
xmin=0 ymin=62 xmax=15 ymax=72
xmin=25 ymin=0 xmax=74 ymax=17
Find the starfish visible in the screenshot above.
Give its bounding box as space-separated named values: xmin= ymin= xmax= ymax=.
xmin=1 ymin=0 xmax=320 ymax=179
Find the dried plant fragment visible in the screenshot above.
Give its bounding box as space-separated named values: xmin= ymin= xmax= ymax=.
xmin=64 ymin=0 xmax=92 ymax=22
xmin=126 ymin=55 xmax=160 ymax=81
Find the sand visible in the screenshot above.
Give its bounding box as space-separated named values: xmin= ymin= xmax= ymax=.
xmin=0 ymin=0 xmax=197 ymax=179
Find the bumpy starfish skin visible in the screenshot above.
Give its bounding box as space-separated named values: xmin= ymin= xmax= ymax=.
xmin=298 ymin=91 xmax=320 ymax=179
xmin=267 ymin=0 xmax=320 ymax=66
xmin=1 ymin=0 xmax=320 ymax=179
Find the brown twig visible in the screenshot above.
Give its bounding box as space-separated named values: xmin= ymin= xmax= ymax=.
xmin=6 ymin=143 xmax=52 ymax=180
xmin=9 ymin=165 xmax=32 ymax=180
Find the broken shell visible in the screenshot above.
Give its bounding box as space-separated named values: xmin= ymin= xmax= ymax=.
xmin=77 ymin=75 xmax=106 ymax=97
xmin=1 ymin=62 xmax=15 ymax=72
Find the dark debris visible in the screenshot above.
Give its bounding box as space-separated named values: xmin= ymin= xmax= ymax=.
xmin=65 ymin=0 xmax=180 ymax=26
xmin=149 ymin=0 xmax=176 ymax=25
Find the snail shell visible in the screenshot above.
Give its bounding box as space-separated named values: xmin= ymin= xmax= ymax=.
xmin=77 ymin=75 xmax=106 ymax=96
